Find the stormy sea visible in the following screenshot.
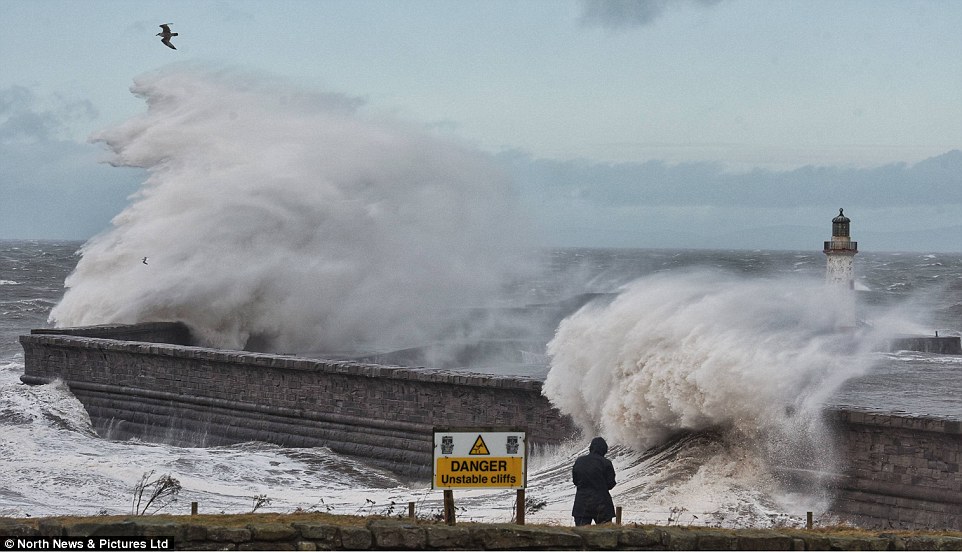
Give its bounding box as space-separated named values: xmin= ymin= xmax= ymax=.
xmin=2 ymin=241 xmax=960 ymax=526
xmin=1 ymin=68 xmax=960 ymax=527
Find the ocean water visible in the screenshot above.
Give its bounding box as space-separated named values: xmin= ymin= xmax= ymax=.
xmin=1 ymin=240 xmax=959 ymax=526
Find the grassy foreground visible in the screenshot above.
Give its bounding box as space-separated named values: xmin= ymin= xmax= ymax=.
xmin=5 ymin=511 xmax=961 ymax=538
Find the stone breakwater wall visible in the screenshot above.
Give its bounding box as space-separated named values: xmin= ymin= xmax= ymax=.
xmin=828 ymin=410 xmax=961 ymax=531
xmin=889 ymin=336 xmax=962 ymax=355
xmin=3 ymin=517 xmax=961 ymax=551
xmin=30 ymin=321 xmax=193 ymax=345
xmin=17 ymin=323 xmax=962 ymax=530
xmin=19 ymin=325 xmax=576 ymax=479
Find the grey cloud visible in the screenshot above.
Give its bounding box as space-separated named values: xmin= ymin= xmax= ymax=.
xmin=0 ymin=86 xmax=32 ymax=112
xmin=0 ymin=86 xmax=98 ymax=143
xmin=500 ymin=150 xmax=962 ymax=209
xmin=579 ymin=0 xmax=723 ymax=29
xmin=0 ymin=86 xmax=59 ymax=142
xmin=498 ymin=150 xmax=962 ymax=251
xmin=0 ymin=110 xmax=59 ymax=142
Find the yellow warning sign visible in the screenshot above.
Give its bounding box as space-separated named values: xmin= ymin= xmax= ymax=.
xmin=469 ymin=435 xmax=490 ymax=455
xmin=432 ymin=429 xmax=527 ymax=489
xmin=434 ymin=457 xmax=523 ymax=488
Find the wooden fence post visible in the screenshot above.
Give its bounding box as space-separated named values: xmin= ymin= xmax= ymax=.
xmin=408 ymin=501 xmax=415 ymax=519
xmin=615 ymin=506 xmax=622 ymax=525
xmin=191 ymin=502 xmax=198 ymax=515
xmin=807 ymin=511 xmax=813 ymax=530
xmin=443 ymin=490 xmax=456 ymax=525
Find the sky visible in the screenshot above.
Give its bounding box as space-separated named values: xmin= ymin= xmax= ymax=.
xmin=1 ymin=0 xmax=961 ymax=251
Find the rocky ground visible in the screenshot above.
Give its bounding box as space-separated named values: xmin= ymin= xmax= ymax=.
xmin=1 ymin=512 xmax=961 ymax=550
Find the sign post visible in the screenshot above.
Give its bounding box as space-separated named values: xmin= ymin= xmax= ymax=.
xmin=433 ymin=427 xmax=527 ymax=524
xmin=516 ymin=488 xmax=525 ymax=525
xmin=443 ymin=489 xmax=455 ymax=525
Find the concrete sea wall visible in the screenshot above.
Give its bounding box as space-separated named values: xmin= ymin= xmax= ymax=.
xmin=19 ymin=324 xmax=576 ymax=479
xmin=30 ymin=321 xmax=193 ymax=345
xmin=828 ymin=410 xmax=961 ymax=531
xmin=18 ymin=323 xmax=962 ymax=530
xmin=889 ymin=336 xmax=962 ymax=355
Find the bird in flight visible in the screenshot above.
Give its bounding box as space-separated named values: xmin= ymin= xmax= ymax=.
xmin=157 ymin=23 xmax=178 ymax=50
xmin=142 ymin=257 xmax=149 ymax=265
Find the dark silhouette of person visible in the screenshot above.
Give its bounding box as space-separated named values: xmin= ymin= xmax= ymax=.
xmin=572 ymin=436 xmax=616 ymax=526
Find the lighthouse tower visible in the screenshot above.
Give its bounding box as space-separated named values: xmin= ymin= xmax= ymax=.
xmin=823 ymin=208 xmax=858 ymax=329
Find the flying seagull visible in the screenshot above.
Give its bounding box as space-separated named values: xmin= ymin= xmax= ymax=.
xmin=142 ymin=257 xmax=149 ymax=265
xmin=157 ymin=24 xmax=178 ymax=50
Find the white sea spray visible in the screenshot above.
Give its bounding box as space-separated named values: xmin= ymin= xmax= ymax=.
xmin=543 ymin=270 xmax=881 ymax=519
xmin=49 ymin=66 xmax=529 ymax=353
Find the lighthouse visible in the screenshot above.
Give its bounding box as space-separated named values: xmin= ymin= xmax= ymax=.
xmin=823 ymin=208 xmax=858 ymax=329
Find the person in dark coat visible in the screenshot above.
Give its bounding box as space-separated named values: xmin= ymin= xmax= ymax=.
xmin=571 ymin=436 xmax=616 ymax=526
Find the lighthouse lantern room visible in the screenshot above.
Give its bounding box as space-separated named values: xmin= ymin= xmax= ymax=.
xmin=823 ymin=208 xmax=858 ymax=328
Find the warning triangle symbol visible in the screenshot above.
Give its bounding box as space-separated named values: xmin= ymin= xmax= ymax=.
xmin=469 ymin=435 xmax=490 ymax=455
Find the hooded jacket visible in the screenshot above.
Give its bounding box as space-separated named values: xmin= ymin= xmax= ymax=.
xmin=571 ymin=437 xmax=616 ymax=521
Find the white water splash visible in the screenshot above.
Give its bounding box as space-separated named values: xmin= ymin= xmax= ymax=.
xmin=545 ymin=271 xmax=872 ymax=447
xmin=50 ymin=66 xmax=529 ymax=353
xmin=543 ymin=270 xmax=878 ymax=519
